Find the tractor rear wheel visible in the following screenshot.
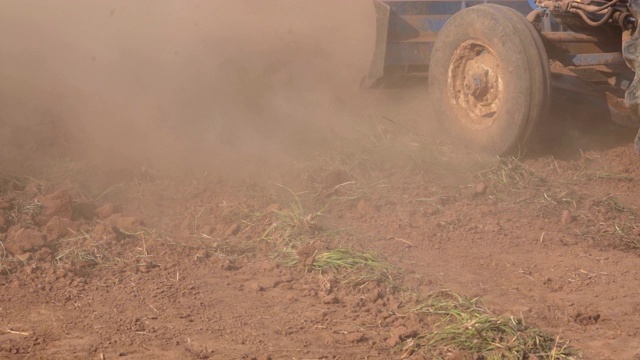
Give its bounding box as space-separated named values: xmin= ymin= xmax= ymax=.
xmin=428 ymin=4 xmax=550 ymax=155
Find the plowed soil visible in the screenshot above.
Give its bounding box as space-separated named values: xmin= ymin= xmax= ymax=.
xmin=3 ymin=95 xmax=640 ymax=359
xmin=3 ymin=2 xmax=640 ymax=360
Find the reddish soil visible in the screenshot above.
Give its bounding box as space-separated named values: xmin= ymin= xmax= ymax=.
xmin=3 ymin=101 xmax=640 ymax=359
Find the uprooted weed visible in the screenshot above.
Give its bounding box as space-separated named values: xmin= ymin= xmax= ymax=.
xmin=0 ymin=240 xmax=13 ymax=275
xmin=592 ymin=195 xmax=634 ymax=214
xmin=612 ymin=222 xmax=640 ymax=249
xmin=476 ymin=157 xmax=640 ymax=252
xmin=9 ymin=197 xmax=44 ymax=227
xmin=301 ymin=152 xmax=390 ymax=209
xmin=312 ymin=248 xmax=382 ymax=271
xmin=53 ymin=225 xmax=167 ymax=271
xmin=0 ymin=173 xmax=26 ymax=195
xmin=261 ymin=185 xmax=327 ymax=266
xmin=569 ymin=194 xmax=640 ymax=250
xmin=476 ymin=157 xmax=547 ymax=199
xmin=54 ymin=229 xmax=116 ymax=268
xmin=310 ymin=248 xmax=393 ymax=286
xmin=575 ymin=218 xmax=640 ymax=251
xmin=259 ymin=186 xmax=395 ymax=286
xmin=474 ymin=157 xmax=582 ymax=221
xmin=397 ymin=291 xmax=575 ymax=359
xmin=0 ymin=174 xmax=43 ymax=226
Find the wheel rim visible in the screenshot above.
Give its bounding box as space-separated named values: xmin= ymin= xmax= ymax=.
xmin=447 ymin=40 xmax=503 ymax=130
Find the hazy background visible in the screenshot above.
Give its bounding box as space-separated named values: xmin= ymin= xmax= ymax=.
xmin=0 ymin=1 xmax=376 ymax=173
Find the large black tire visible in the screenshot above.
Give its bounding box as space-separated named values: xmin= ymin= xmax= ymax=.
xmin=428 ymin=4 xmax=550 ymax=155
xmin=494 ymin=4 xmax=552 ymax=141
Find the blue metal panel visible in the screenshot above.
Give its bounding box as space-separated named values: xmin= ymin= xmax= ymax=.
xmin=364 ymin=0 xmax=537 ymax=86
xmin=386 ymin=1 xmax=464 ymax=16
xmin=385 ymin=41 xmax=435 ymax=66
xmin=383 ymin=0 xmax=533 ymax=42
xmin=387 ymin=14 xmax=451 ymax=35
xmin=385 ymin=0 xmax=532 ymax=36
xmin=426 ymin=18 xmax=448 ymax=32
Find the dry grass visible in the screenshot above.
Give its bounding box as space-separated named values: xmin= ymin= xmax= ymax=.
xmin=476 ymin=157 xmax=546 ymax=197
xmin=54 ymin=229 xmax=114 ymax=267
xmin=311 ymin=248 xmax=392 ymax=286
xmin=302 ymin=152 xmax=390 ymax=209
xmin=0 ymin=173 xmax=25 ymax=195
xmin=259 ymin=185 xmax=327 ymax=266
xmin=612 ymin=221 xmax=640 ymax=250
xmin=399 ymin=291 xmax=575 ymax=359
xmin=593 ymin=195 xmax=633 ymax=214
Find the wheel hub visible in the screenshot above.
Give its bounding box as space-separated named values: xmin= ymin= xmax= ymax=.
xmin=463 ymin=65 xmax=489 ymax=98
xmin=448 ymin=41 xmax=503 ymax=130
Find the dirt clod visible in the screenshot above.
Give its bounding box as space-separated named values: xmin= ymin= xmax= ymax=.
xmin=322 ymin=295 xmax=340 ymax=304
xmin=5 ymin=228 xmax=46 ymax=255
xmin=561 ymin=210 xmax=573 ymax=225
xmin=38 ymin=189 xmax=73 ymax=223
xmin=15 ymin=252 xmax=32 ymax=262
xmin=73 ymin=201 xmax=97 ymax=220
xmin=386 ymin=325 xmax=409 ymax=346
xmin=107 ymin=214 xmax=145 ymax=233
xmin=95 ymin=203 xmax=121 ymax=219
xmin=224 ymin=223 xmax=241 ymax=237
xmin=474 ymin=182 xmax=487 ymax=195
xmin=574 ymin=311 xmax=601 ymax=325
xmin=44 ymin=216 xmax=75 ymax=241
xmin=346 ymin=332 xmax=365 ymax=343
xmin=219 ymin=259 xmax=236 ymax=271
xmin=357 ymin=200 xmax=374 ymax=217
xmin=35 ymin=247 xmax=53 ymax=262
xmin=266 ymin=203 xmax=280 ymax=212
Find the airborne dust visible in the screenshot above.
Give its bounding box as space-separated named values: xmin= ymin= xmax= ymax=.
xmin=5 ymin=3 xmax=640 ymax=359
xmin=0 ymin=1 xmax=378 ymax=175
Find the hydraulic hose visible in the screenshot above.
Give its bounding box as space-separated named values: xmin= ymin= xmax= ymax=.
xmin=572 ymin=0 xmax=620 ymax=13
xmin=573 ymin=6 xmax=616 ymax=26
xmin=526 ymin=9 xmax=544 ymax=22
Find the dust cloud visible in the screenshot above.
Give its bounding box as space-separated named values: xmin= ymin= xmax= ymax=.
xmin=0 ymin=1 xmax=376 ymax=174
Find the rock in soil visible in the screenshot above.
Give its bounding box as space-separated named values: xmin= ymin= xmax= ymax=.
xmin=95 ymin=203 xmax=122 ymax=219
xmin=5 ymin=228 xmax=47 ymax=256
xmin=38 ymin=189 xmax=73 ymax=223
xmin=45 ymin=216 xmax=75 ymax=241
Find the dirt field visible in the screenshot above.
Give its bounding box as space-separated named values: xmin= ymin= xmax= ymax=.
xmin=3 ymin=1 xmax=640 ymax=360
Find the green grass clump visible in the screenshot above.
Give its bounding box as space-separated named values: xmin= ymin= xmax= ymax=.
xmin=311 ymin=248 xmax=392 ymax=286
xmin=407 ymin=291 xmax=574 ymax=359
xmin=312 ymin=248 xmax=383 ymax=271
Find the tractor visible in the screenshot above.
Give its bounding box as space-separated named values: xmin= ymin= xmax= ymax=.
xmin=363 ymin=0 xmax=640 ymax=155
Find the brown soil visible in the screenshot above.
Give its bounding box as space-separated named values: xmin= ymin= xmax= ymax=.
xmin=3 ymin=101 xmax=640 ymax=359
xmin=3 ymin=2 xmax=640 ymax=360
